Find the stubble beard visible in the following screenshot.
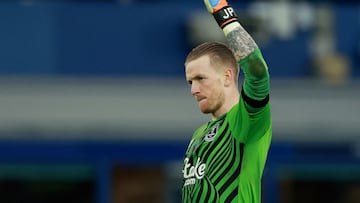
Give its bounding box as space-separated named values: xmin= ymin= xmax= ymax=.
xmin=199 ymin=98 xmax=223 ymax=116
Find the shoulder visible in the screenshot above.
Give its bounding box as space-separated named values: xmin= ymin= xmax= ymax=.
xmin=192 ymin=123 xmax=208 ymax=139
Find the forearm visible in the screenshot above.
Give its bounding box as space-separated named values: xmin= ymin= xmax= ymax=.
xmin=223 ymin=22 xmax=258 ymax=62
xmin=224 ymin=22 xmax=269 ymax=103
xmin=224 ymin=22 xmax=269 ymax=97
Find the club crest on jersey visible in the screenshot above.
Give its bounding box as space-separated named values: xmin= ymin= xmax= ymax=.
xmin=204 ymin=123 xmax=219 ymax=142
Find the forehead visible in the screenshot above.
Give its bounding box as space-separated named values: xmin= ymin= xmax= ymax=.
xmin=185 ymin=55 xmax=216 ymax=78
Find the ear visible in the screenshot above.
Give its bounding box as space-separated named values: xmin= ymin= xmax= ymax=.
xmin=223 ymin=68 xmax=233 ymax=87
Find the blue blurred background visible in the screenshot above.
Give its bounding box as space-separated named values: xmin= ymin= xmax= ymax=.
xmin=0 ymin=0 xmax=359 ymax=203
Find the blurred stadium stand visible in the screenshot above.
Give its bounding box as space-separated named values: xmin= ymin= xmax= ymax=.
xmin=0 ymin=1 xmax=359 ymax=203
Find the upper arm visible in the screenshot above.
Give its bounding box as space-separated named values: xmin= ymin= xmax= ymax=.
xmin=228 ymin=95 xmax=271 ymax=144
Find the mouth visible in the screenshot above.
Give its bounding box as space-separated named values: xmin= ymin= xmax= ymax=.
xmin=196 ymin=96 xmax=206 ymax=102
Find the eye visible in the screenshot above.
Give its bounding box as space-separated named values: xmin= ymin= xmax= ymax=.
xmin=187 ymin=80 xmax=192 ymax=85
xmin=197 ymin=76 xmax=206 ymax=82
xmin=195 ymin=76 xmax=204 ymax=81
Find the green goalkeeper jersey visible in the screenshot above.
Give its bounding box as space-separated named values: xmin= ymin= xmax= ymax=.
xmin=181 ymin=50 xmax=272 ymax=203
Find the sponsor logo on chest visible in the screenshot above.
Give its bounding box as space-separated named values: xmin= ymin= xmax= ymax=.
xmin=182 ymin=157 xmax=206 ymax=186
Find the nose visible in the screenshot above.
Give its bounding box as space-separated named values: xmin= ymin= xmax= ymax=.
xmin=191 ymin=82 xmax=200 ymax=96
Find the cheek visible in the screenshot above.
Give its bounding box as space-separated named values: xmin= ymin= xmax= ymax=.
xmin=206 ymin=86 xmax=223 ymax=104
xmin=214 ymin=85 xmax=226 ymax=105
xmin=202 ymin=79 xmax=223 ymax=97
xmin=211 ymin=82 xmax=223 ymax=95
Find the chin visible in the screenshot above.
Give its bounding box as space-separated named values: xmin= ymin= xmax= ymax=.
xmin=199 ymin=102 xmax=220 ymax=115
xmin=200 ymin=110 xmax=211 ymax=114
xmin=199 ymin=106 xmax=212 ymax=114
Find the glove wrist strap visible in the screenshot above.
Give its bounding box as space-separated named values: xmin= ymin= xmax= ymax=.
xmin=213 ymin=6 xmax=238 ymax=28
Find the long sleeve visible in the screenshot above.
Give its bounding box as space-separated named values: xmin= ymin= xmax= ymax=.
xmin=239 ymin=48 xmax=270 ymax=111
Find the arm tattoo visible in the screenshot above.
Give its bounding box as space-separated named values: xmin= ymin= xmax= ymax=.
xmin=225 ymin=25 xmax=258 ymax=61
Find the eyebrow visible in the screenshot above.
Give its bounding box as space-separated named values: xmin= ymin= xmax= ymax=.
xmin=187 ymin=73 xmax=205 ymax=80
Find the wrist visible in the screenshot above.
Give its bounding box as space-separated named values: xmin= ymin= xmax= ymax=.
xmin=223 ymin=21 xmax=241 ymax=36
xmin=213 ymin=6 xmax=238 ymax=28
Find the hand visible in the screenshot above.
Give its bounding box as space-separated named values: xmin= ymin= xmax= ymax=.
xmin=204 ymin=0 xmax=229 ymax=13
xmin=204 ymin=0 xmax=237 ymax=28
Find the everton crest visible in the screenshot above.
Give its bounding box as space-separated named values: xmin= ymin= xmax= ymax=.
xmin=204 ymin=123 xmax=220 ymax=142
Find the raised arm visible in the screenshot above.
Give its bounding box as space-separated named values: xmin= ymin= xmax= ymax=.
xmin=205 ymin=0 xmax=270 ymax=108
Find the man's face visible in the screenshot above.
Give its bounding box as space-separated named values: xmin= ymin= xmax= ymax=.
xmin=185 ymin=55 xmax=225 ymax=115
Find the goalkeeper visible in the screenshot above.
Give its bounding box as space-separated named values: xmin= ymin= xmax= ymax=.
xmin=181 ymin=0 xmax=272 ymax=202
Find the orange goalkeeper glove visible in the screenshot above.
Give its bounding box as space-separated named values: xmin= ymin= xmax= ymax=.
xmin=204 ymin=0 xmax=238 ymax=28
